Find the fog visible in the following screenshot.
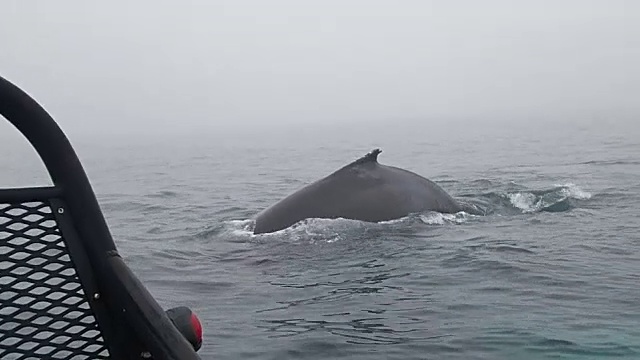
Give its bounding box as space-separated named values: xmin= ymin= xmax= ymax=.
xmin=1 ymin=0 xmax=639 ymax=137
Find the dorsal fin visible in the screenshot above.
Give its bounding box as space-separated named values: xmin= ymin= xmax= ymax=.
xmin=352 ymin=148 xmax=382 ymax=165
xmin=331 ymin=148 xmax=383 ymax=175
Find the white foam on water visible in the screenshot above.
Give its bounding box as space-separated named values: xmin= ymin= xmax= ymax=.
xmin=419 ymin=211 xmax=469 ymax=225
xmin=508 ymin=192 xmax=539 ymax=212
xmin=232 ymin=208 xmax=480 ymax=240
xmin=244 ymin=217 xmax=360 ymax=243
xmin=505 ymin=183 xmax=591 ymax=214
xmin=556 ymin=183 xmax=592 ymax=200
xmin=224 ymin=219 xmax=255 ymax=236
xmin=378 ymin=217 xmax=410 ymax=225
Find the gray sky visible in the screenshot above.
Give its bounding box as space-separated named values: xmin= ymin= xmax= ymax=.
xmin=1 ymin=0 xmax=638 ymax=136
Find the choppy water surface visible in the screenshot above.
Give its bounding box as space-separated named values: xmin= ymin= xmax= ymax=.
xmin=2 ymin=118 xmax=639 ymax=359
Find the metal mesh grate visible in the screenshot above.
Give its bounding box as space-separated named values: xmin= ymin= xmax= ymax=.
xmin=0 ymin=200 xmax=110 ymax=360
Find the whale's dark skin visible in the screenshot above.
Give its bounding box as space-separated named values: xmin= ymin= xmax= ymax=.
xmin=253 ymin=149 xmax=476 ymax=234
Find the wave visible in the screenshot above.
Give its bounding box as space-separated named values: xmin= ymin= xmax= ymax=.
xmin=208 ymin=182 xmax=592 ymax=241
xmin=211 ymin=211 xmax=478 ymax=244
xmin=471 ymin=183 xmax=592 ymax=214
xmin=578 ymin=159 xmax=640 ymax=166
xmin=418 ymin=212 xmax=473 ymax=225
xmin=195 ymin=219 xmax=255 ymax=239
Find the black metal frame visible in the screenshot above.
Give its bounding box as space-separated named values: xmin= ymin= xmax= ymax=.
xmin=0 ymin=75 xmax=201 ymax=359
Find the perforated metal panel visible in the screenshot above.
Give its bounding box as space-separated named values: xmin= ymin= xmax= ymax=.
xmin=0 ymin=200 xmax=111 ymax=359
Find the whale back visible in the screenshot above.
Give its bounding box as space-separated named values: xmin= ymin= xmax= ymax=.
xmin=253 ymin=149 xmax=463 ymax=234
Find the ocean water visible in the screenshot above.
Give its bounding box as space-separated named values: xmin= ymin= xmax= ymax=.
xmin=1 ymin=117 xmax=640 ymax=359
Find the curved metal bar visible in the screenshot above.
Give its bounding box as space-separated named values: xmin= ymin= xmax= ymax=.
xmin=0 ymin=76 xmax=117 ymax=256
xmin=0 ymin=74 xmax=200 ymax=360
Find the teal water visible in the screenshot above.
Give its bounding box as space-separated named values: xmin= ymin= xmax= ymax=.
xmin=2 ymin=117 xmax=639 ymax=359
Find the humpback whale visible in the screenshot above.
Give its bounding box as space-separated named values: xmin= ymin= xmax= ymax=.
xmin=253 ymin=149 xmax=477 ymax=234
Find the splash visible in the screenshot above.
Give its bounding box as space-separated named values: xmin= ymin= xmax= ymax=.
xmin=195 ymin=219 xmax=255 ymax=239
xmin=555 ymin=183 xmax=592 ymax=200
xmin=493 ymin=183 xmax=592 ymax=214
xmin=211 ymin=183 xmax=591 ymax=242
xmin=226 ymin=219 xmax=255 ymax=236
xmin=213 ymin=217 xmax=358 ymax=243
xmin=419 ymin=212 xmax=471 ymax=225
xmin=508 ymin=192 xmax=540 ymax=213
